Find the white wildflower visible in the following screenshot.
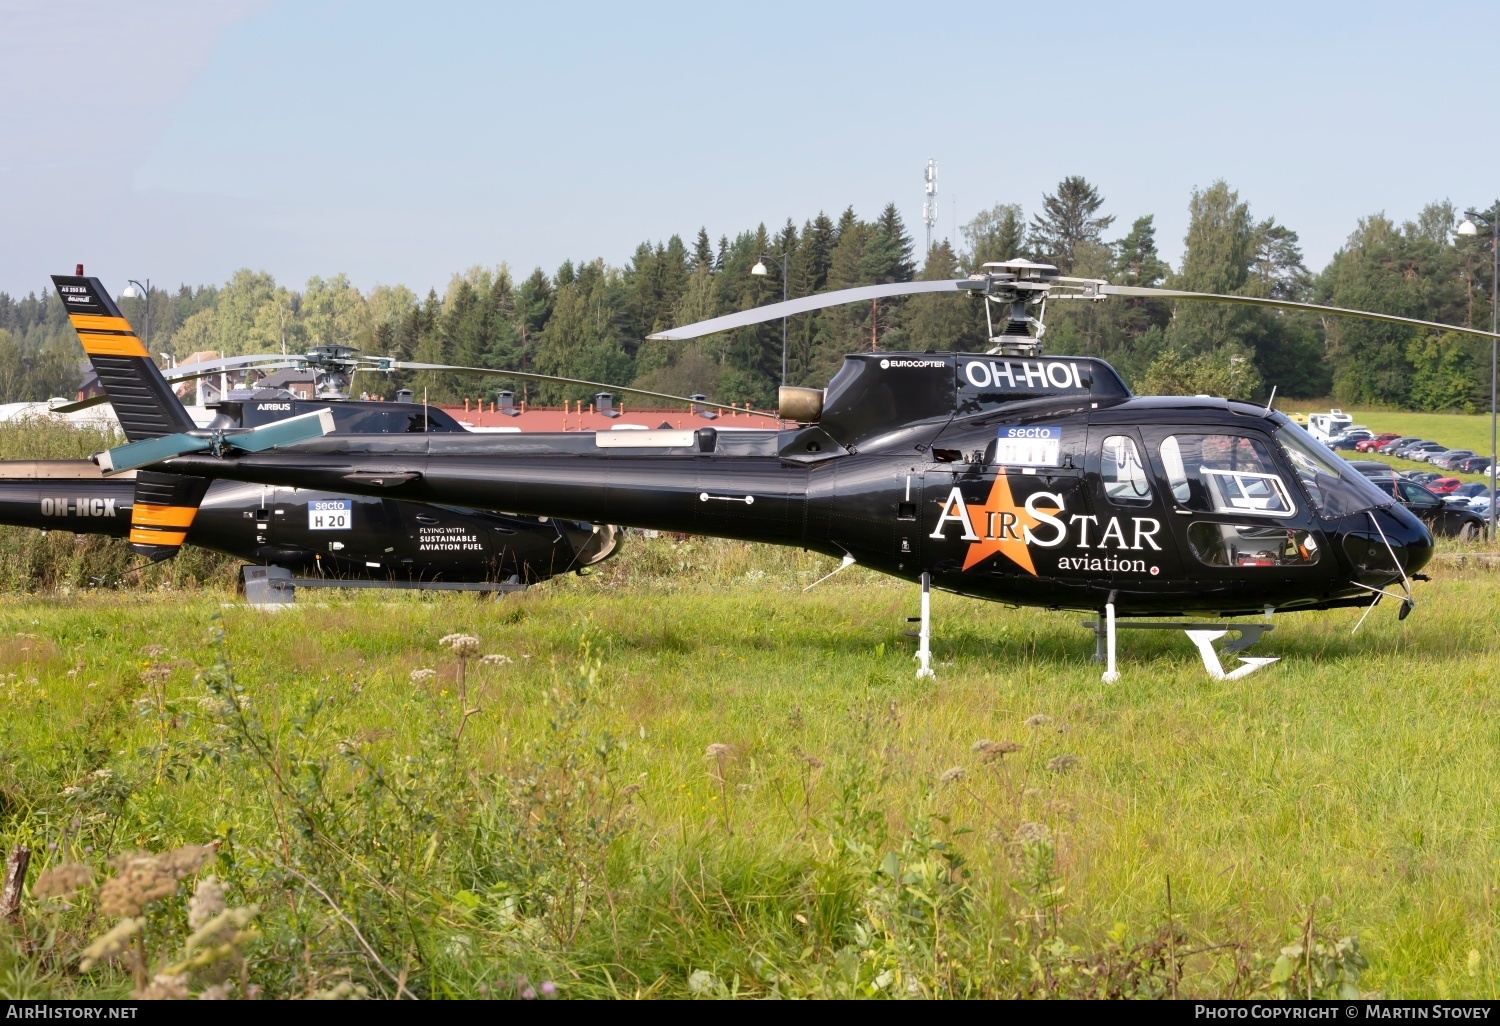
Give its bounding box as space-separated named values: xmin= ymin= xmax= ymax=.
xmin=439 ymin=633 xmax=481 ymax=658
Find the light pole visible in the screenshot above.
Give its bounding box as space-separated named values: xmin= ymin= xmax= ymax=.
xmin=750 ymin=253 xmax=788 ymax=387
xmin=1458 ymin=207 xmax=1499 ymax=541
xmin=120 ymin=279 xmax=150 ymax=352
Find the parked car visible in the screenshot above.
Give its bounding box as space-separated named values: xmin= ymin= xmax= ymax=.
xmin=1386 ymin=479 xmax=1489 ymax=540
xmin=1357 ymin=433 xmax=1401 ymax=452
xmin=1400 ymin=470 xmax=1443 ymax=484
xmin=1379 ymin=436 xmax=1422 ymax=455
xmin=1330 ymin=430 xmax=1374 ymax=450
xmin=1428 ymin=477 xmax=1463 ymax=494
xmin=1451 ymin=483 xmax=1489 ymax=499
xmin=1350 ymin=461 xmax=1401 ymax=487
xmin=1457 ymin=456 xmax=1493 ymax=474
xmin=1430 ymin=449 xmax=1476 ymax=469
xmin=1400 ymin=441 xmax=1448 ymax=461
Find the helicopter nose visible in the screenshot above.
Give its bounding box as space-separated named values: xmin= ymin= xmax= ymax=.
xmin=1372 ymin=503 xmax=1434 ymax=577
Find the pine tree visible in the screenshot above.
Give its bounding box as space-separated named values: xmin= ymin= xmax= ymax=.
xmin=962 ymin=203 xmax=1027 ymax=269
xmin=1166 ymin=181 xmax=1254 ymax=354
xmin=517 ymin=268 xmax=554 ymax=342
xmin=1110 ymin=215 xmax=1172 ymax=346
xmin=860 ymin=203 xmax=915 ymax=284
xmin=784 ymin=213 xmax=836 ymax=384
xmin=827 ymin=208 xmax=867 ymax=289
xmin=905 ymin=240 xmax=981 ymax=351
xmin=1250 ymin=219 xmax=1311 ymax=300
xmin=799 ymin=212 xmax=836 ymax=294
xmin=1115 ymin=216 xmax=1169 ymax=288
xmin=691 ymin=227 xmax=714 ymax=271
xmin=823 ymin=209 xmax=876 ymax=359
xmin=1030 ymin=177 xmax=1114 ymax=273
xmin=531 ymin=259 xmax=632 ymax=403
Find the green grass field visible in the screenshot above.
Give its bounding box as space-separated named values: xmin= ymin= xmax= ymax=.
xmin=2 ymin=536 xmax=1499 ymax=999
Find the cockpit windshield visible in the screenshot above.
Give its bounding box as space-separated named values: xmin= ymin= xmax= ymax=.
xmin=1273 ymin=417 xmax=1392 ymax=518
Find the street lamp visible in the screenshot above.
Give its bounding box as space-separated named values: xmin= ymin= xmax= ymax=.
xmin=750 ymin=253 xmax=788 ymax=387
xmin=1457 ymin=207 xmax=1498 ymax=541
xmin=119 ymin=279 xmax=150 ymax=351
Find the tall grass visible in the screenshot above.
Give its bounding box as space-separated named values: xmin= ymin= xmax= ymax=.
xmin=0 ymin=533 xmax=1495 ymax=998
xmin=0 ymin=421 xmax=243 ymax=592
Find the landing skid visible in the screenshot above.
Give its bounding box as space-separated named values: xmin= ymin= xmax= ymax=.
xmin=1080 ymin=614 xmax=1279 ymax=683
xmin=243 ymin=565 xmax=525 ymax=607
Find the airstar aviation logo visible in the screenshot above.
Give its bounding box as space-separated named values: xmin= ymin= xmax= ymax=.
xmin=928 ymin=478 xmax=1163 ymax=576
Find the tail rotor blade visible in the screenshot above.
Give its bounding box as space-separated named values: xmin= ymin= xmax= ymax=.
xmin=97 ymin=407 xmax=336 ymax=474
xmin=230 ymin=408 xmax=336 ymax=452
xmin=97 ymin=433 xmax=213 ymax=475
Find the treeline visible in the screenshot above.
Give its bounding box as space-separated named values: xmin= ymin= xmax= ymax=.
xmin=0 ymin=181 xmax=1495 ymax=409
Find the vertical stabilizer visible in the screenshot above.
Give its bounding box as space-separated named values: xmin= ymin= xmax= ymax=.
xmin=128 ymin=471 xmax=210 ymax=560
xmin=51 ymin=274 xmax=197 ymax=441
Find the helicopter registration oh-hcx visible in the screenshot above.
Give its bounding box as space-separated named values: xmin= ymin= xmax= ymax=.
xmin=56 ymin=259 xmax=1497 ymax=681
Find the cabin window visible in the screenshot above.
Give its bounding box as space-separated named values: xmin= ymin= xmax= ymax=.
xmin=1187 ymin=523 xmax=1320 ymax=567
xmin=1158 ymin=434 xmax=1295 ymax=517
xmin=1101 ymin=435 xmax=1153 ymax=506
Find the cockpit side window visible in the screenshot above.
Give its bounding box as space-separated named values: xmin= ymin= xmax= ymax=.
xmin=1101 ymin=435 xmax=1153 ymax=506
xmin=1273 ymin=422 xmax=1393 ymax=518
xmin=1157 ymin=434 xmax=1295 ymax=517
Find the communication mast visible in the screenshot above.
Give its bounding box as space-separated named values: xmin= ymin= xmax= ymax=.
xmin=922 ymin=159 xmax=938 ymax=254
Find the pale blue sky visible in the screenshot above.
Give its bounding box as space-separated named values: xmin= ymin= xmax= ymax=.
xmin=3 ymin=0 xmax=1498 ymax=299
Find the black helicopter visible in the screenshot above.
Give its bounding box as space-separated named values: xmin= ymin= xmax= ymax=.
xmin=55 ymin=261 xmax=1499 ymax=680
xmin=0 ymin=457 xmax=618 ymax=587
xmin=22 ymin=277 xmax=622 ymax=590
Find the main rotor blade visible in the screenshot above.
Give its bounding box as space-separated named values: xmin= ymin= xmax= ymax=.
xmin=1098 ymin=285 xmax=1500 ymax=342
xmin=646 ymin=280 xmax=975 ymax=340
xmin=49 ymin=362 xmax=297 ymax=415
xmin=392 ymin=362 xmax=779 ymax=419
xmin=46 ymin=394 xmax=111 ymax=414
xmin=166 ymin=353 xmax=298 ymax=376
xmin=167 ymin=362 xmax=296 ymax=383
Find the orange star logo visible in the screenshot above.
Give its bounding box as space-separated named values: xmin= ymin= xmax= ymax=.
xmin=960 ymin=475 xmax=1061 ymax=575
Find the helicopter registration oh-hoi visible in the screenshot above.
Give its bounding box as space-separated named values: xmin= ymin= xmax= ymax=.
xmin=54 ymin=260 xmax=1500 ymax=681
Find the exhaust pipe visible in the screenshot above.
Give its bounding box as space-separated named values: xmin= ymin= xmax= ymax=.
xmin=777 ymin=386 xmax=824 ymax=423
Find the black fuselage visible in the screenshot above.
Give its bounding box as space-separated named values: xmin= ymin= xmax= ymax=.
xmin=155 ymin=354 xmax=1434 ymax=617
xmin=0 ymin=461 xmax=608 ymax=583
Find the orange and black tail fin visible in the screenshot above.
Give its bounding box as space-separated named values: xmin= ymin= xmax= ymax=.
xmin=128 ymin=470 xmax=210 ymax=561
xmin=51 ymin=271 xmax=197 ymax=443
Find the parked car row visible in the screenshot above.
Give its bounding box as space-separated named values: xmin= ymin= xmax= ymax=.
xmin=1346 ymin=461 xmax=1490 ymax=540
xmin=1330 ymin=427 xmax=1492 ymax=473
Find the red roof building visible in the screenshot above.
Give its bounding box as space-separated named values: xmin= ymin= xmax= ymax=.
xmin=439 ymin=397 xmax=780 ymax=432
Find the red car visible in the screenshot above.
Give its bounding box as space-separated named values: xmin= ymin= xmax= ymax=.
xmin=1357 ymin=433 xmax=1401 ymax=452
xmin=1429 ymin=477 xmax=1463 ymax=494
